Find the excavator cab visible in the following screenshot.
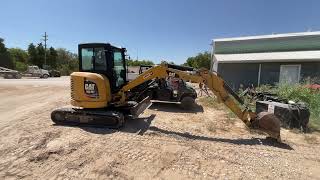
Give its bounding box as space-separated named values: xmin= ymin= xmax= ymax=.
xmin=78 ymin=43 xmax=127 ymax=93
xmin=51 ymin=44 xmax=131 ymax=128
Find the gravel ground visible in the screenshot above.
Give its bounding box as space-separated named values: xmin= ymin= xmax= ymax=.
xmin=0 ymin=77 xmax=319 ymax=179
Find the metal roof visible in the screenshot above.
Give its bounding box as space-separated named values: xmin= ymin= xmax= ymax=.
xmin=214 ymin=50 xmax=320 ymax=63
xmin=213 ymin=31 xmax=320 ymax=42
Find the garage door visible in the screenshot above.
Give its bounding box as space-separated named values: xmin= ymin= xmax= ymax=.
xmin=279 ymin=65 xmax=301 ymax=84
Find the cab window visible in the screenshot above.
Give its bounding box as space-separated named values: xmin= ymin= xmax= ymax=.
xmin=81 ymin=48 xmax=94 ymax=71
xmin=113 ymin=51 xmax=125 ymax=87
xmin=81 ymin=47 xmax=107 ymax=71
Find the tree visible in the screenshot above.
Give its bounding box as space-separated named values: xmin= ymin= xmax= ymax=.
xmin=126 ymin=59 xmax=154 ymax=66
xmin=27 ymin=43 xmax=48 ymax=68
xmin=28 ymin=43 xmax=38 ymax=66
xmin=8 ymin=48 xmax=28 ymax=63
xmin=47 ymin=47 xmax=58 ymax=69
xmin=36 ymin=43 xmax=45 ymax=68
xmin=0 ymin=38 xmax=14 ymax=68
xmin=8 ymin=48 xmax=29 ymax=71
xmin=56 ymin=48 xmax=78 ymax=75
xmin=185 ymin=57 xmax=195 ymax=67
xmin=183 ymin=51 xmax=211 ymax=69
xmin=2 ymin=39 xmax=78 ymax=74
xmin=160 ymin=60 xmax=175 ymax=65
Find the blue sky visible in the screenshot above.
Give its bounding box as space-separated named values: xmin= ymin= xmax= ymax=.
xmin=1 ymin=0 xmax=320 ymax=64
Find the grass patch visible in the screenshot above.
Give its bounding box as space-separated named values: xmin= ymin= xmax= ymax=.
xmin=198 ymin=96 xmax=223 ymax=110
xmin=200 ymin=84 xmax=320 ymax=131
xmin=275 ymin=84 xmax=320 ymax=131
xmin=198 ymin=96 xmax=234 ymax=113
xmin=199 ymin=96 xmax=237 ymax=124
xmin=199 ymin=95 xmax=246 ymax=123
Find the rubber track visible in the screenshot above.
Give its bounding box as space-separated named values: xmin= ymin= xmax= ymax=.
xmin=51 ymin=108 xmax=124 ymax=128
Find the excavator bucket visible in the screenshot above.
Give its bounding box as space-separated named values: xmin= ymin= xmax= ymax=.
xmin=253 ymin=112 xmax=281 ymax=141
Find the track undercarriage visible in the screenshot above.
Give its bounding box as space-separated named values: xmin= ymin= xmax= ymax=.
xmin=51 ymin=97 xmax=152 ymax=128
xmin=51 ymin=108 xmax=125 ymax=128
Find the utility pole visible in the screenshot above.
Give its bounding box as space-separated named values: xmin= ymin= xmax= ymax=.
xmin=42 ymin=32 xmax=48 ymax=68
xmin=136 ymin=48 xmax=139 ymax=61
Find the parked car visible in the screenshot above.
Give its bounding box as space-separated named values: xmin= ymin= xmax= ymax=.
xmin=49 ymin=69 xmax=61 ymax=77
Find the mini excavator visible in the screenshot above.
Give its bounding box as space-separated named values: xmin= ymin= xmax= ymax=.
xmin=51 ymin=43 xmax=281 ymax=141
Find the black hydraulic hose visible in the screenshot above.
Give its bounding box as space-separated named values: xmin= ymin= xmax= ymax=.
xmin=223 ymin=83 xmax=244 ymax=105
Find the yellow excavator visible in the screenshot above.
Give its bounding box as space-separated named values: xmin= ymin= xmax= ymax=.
xmin=51 ymin=43 xmax=281 ymax=141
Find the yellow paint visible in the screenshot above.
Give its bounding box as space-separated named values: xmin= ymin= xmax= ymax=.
xmin=69 ymin=64 xmax=255 ymax=124
xmin=70 ymin=72 xmax=111 ymax=108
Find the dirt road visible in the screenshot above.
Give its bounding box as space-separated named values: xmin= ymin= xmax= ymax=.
xmin=0 ymin=77 xmax=319 ymax=179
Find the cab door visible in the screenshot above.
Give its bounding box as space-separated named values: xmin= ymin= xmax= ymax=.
xmin=111 ymin=49 xmax=126 ymax=91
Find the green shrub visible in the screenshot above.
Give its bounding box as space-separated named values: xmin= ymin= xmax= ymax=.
xmin=256 ymin=84 xmax=275 ymax=93
xmin=241 ymin=83 xmax=320 ymax=130
xmin=274 ymin=84 xmax=320 ymax=130
xmin=15 ymin=61 xmax=28 ymax=72
xmin=58 ymin=65 xmax=72 ymax=76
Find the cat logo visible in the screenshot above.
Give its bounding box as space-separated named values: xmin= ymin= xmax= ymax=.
xmin=84 ymin=80 xmax=99 ymax=98
xmin=143 ymin=71 xmax=153 ymax=79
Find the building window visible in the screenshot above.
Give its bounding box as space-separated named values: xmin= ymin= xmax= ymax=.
xmin=279 ymin=64 xmax=301 ymax=84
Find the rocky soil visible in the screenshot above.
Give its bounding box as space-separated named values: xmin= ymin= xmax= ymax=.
xmin=0 ymin=77 xmax=319 ymax=179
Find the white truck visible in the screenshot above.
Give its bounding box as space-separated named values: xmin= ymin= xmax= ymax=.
xmin=23 ymin=66 xmax=50 ymax=78
xmin=0 ymin=65 xmax=50 ymax=79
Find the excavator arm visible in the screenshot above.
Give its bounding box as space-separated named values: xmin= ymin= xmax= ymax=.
xmin=117 ymin=64 xmax=281 ymax=140
xmin=168 ymin=67 xmax=255 ymax=126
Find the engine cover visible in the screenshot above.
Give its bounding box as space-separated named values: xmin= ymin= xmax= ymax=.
xmin=70 ymin=72 xmax=111 ymax=108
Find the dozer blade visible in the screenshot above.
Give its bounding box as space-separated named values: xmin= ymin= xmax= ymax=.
xmin=252 ymin=112 xmax=281 ymax=141
xmin=130 ymin=96 xmax=152 ymax=118
xmin=51 ymin=108 xmax=124 ymax=128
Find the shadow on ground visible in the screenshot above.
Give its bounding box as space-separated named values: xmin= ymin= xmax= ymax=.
xmin=148 ymin=126 xmax=294 ymax=150
xmin=122 ymin=114 xmax=156 ymax=135
xmin=149 ymin=102 xmax=204 ymax=113
xmin=53 ymin=114 xmax=292 ymax=150
xmin=53 ymin=114 xmax=156 ymax=135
